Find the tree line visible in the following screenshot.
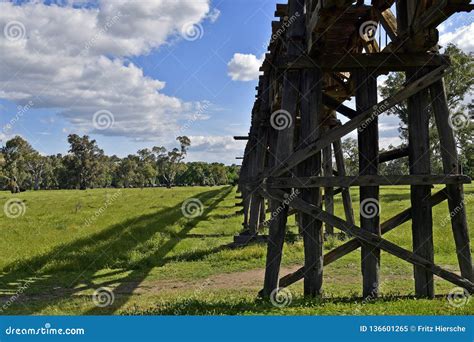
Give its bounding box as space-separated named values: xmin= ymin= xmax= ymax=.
xmin=0 ymin=135 xmax=240 ymax=191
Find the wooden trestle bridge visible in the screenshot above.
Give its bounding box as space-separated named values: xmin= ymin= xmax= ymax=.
xmin=235 ymin=0 xmax=474 ymax=299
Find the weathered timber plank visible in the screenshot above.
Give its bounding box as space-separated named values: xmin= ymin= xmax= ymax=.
xmin=430 ymin=79 xmax=473 ymax=281
xmin=356 ymin=70 xmax=380 ymax=299
xmin=333 ymin=139 xmax=355 ymax=225
xmin=298 ymin=67 xmax=324 ymax=296
xmin=265 ymin=175 xmax=471 ymax=188
xmin=323 ymin=132 xmax=334 ymax=236
xmin=262 ymin=0 xmax=305 ymax=298
xmin=407 ymin=66 xmax=434 ymax=298
xmin=379 ymin=146 xmax=409 ymax=163
xmin=284 ymin=53 xmax=449 ymax=72
xmin=261 ymin=187 xmax=474 ymax=292
xmin=322 ymin=94 xmax=357 ymax=119
xmin=277 ymin=188 xmax=449 ymax=289
xmin=266 ymin=64 xmax=448 ymax=178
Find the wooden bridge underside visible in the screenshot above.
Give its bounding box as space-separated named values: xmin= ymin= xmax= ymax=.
xmin=236 ymin=0 xmax=474 ymax=299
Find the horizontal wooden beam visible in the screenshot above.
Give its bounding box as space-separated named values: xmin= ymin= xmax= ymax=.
xmin=266 ymin=175 xmax=471 ymax=188
xmin=322 ymin=94 xmax=358 ymax=119
xmin=277 ymin=188 xmax=449 ymax=289
xmin=274 ymin=3 xmax=288 ymax=17
xmin=234 ymin=136 xmax=249 ymax=140
xmin=261 ymin=187 xmax=474 ymax=292
xmin=283 ymin=53 xmax=450 ymax=72
xmin=379 ymin=146 xmax=409 ymax=163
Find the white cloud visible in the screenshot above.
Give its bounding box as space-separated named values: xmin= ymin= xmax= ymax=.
xmin=187 ymin=135 xmax=246 ymax=164
xmin=439 ymin=22 xmax=474 ymax=52
xmin=0 ymin=0 xmax=215 ymax=140
xmin=227 ymin=53 xmax=263 ymax=81
xmin=189 ymin=135 xmax=245 ymax=153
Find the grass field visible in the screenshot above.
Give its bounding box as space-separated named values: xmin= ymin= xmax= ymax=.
xmin=0 ymin=185 xmax=473 ymax=315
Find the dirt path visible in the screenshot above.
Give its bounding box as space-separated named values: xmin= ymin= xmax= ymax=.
xmin=126 ymin=265 xmax=302 ymax=295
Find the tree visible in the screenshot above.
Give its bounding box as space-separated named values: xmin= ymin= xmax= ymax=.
xmin=379 ymin=44 xmax=473 ymax=176
xmin=341 ymin=137 xmax=359 ymax=176
xmin=1 ymin=136 xmax=37 ymax=190
xmin=25 ymin=152 xmax=47 ymax=190
xmin=65 ymin=134 xmax=105 ymax=190
xmin=137 ymin=148 xmax=157 ymax=187
xmin=154 ymin=136 xmax=191 ymax=187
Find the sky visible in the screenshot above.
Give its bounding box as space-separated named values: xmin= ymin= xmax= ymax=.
xmin=0 ymin=0 xmax=473 ymax=165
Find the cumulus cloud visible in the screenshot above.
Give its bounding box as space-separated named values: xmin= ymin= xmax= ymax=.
xmin=0 ymin=0 xmax=215 ymax=140
xmin=227 ymin=53 xmax=264 ymax=81
xmin=439 ymin=22 xmax=474 ymax=52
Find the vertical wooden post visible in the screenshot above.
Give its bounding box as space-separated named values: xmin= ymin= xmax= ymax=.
xmin=333 ymin=138 xmax=355 ymax=225
xmin=430 ymin=79 xmax=473 ymax=282
xmin=355 ymin=70 xmax=380 ymax=299
xmin=299 ymin=67 xmax=324 ymax=296
xmin=322 ymin=123 xmax=334 ymax=236
xmin=248 ymin=77 xmax=271 ymax=235
xmin=407 ymin=68 xmax=435 ymax=298
xmin=262 ymin=0 xmax=305 ymax=297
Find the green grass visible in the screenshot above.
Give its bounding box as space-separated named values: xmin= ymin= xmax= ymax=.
xmin=0 ymin=185 xmax=473 ymax=315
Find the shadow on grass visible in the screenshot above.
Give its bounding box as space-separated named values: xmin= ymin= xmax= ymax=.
xmin=0 ymin=186 xmax=234 ymax=315
xmin=121 ymin=293 xmax=454 ymax=316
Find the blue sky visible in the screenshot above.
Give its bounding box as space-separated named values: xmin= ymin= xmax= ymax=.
xmin=0 ymin=0 xmax=472 ymax=164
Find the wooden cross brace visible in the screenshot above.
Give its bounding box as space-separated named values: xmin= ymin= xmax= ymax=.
xmin=258 ymin=187 xmax=474 ymax=293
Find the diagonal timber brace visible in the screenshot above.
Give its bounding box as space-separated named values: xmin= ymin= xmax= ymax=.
xmin=275 ymin=188 xmax=449 ymax=289
xmin=265 ymin=64 xmax=448 ymax=178
xmin=259 ymin=187 xmax=474 ymax=292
